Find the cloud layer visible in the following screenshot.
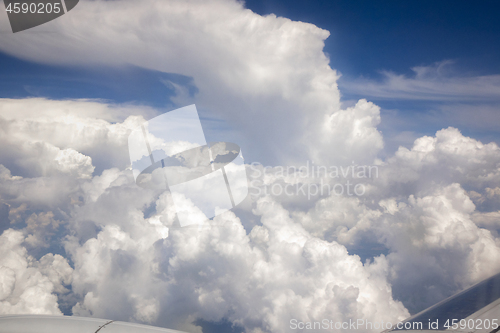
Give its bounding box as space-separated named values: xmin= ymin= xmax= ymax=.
xmin=1 ymin=97 xmax=500 ymax=332
xmin=0 ymin=1 xmax=500 ymax=333
xmin=0 ymin=0 xmax=384 ymax=166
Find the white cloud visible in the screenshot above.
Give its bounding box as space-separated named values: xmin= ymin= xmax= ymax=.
xmin=0 ymin=0 xmax=500 ymax=332
xmin=0 ymin=98 xmax=157 ymax=174
xmin=66 ymin=199 xmax=409 ymax=332
xmin=0 ymin=0 xmax=382 ymax=166
xmin=0 ymin=96 xmax=402 ymax=331
xmin=341 ymin=60 xmax=500 ymax=102
xmin=380 ymin=184 xmax=500 ymax=312
xmin=377 ymin=127 xmax=500 ymax=193
xmin=1 ymin=98 xmax=500 ymax=332
xmin=0 ymin=229 xmax=72 ymax=314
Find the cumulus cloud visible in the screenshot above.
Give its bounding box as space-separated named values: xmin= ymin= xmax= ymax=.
xmin=1 ymin=100 xmax=500 ymax=332
xmin=0 ymin=229 xmax=72 ymax=314
xmin=0 ymin=95 xmax=403 ymax=332
xmin=288 ymin=127 xmax=500 ymax=313
xmin=0 ymin=0 xmax=500 ymax=332
xmin=0 ymin=98 xmax=158 ymax=174
xmin=66 ymin=197 xmax=408 ymax=333
xmin=0 ymin=0 xmax=383 ymax=166
xmin=378 ymin=184 xmax=500 ymax=313
xmin=375 ymin=127 xmax=500 ymax=198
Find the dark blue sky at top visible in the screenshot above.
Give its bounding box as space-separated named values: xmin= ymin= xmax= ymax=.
xmin=245 ymin=0 xmax=500 ymax=79
xmin=0 ymin=2 xmax=499 ymax=327
xmin=245 ymin=0 xmax=500 ymax=151
xmin=1 ymin=0 xmax=500 ymax=154
xmin=1 ymin=0 xmax=499 ymax=106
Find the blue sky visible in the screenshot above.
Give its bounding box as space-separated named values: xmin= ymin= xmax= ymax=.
xmin=5 ymin=0 xmax=500 ymax=95
xmin=245 ymin=0 xmax=500 ymax=78
xmin=2 ymin=0 xmax=499 ymax=156
xmin=0 ymin=53 xmax=196 ymax=108
xmin=245 ymin=0 xmax=500 ymax=154
xmin=2 ymin=1 xmax=500 ymax=332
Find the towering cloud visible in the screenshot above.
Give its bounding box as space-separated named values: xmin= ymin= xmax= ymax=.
xmin=0 ymin=0 xmax=499 ymax=332
xmin=0 ymin=0 xmax=383 ymax=166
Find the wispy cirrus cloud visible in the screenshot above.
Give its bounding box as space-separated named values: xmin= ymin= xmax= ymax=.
xmin=341 ymin=60 xmax=500 ymax=102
